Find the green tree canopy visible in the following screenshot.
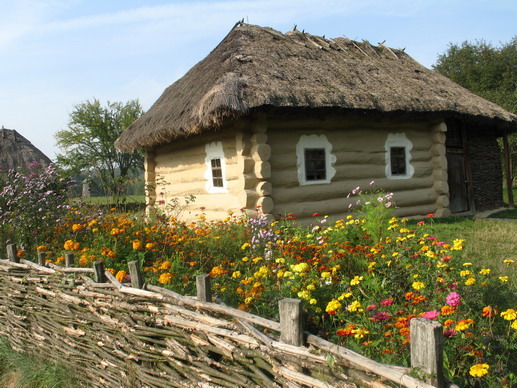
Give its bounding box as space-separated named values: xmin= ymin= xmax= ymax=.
xmin=55 ymin=99 xmax=144 ymax=200
xmin=434 ymin=37 xmax=516 ymax=113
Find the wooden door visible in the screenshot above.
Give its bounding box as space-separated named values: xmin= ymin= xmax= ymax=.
xmin=447 ymin=150 xmax=469 ymax=213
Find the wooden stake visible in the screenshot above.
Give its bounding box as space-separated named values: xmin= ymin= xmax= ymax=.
xmin=128 ymin=260 xmax=144 ymax=289
xmin=6 ymin=244 xmax=18 ymax=263
xmin=37 ymin=252 xmax=46 ymax=266
xmin=279 ymin=298 xmax=304 ymax=346
xmin=410 ymin=318 xmax=444 ymax=388
xmin=196 ymin=274 xmax=212 ymax=302
xmin=93 ymin=261 xmax=106 ymax=283
xmin=65 ymin=253 xmax=75 ymax=267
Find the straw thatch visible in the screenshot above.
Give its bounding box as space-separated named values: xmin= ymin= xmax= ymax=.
xmin=0 ymin=127 xmax=52 ymax=171
xmin=116 ymin=23 xmax=517 ymax=152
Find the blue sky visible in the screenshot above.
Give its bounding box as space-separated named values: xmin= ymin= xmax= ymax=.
xmin=1 ymin=0 xmax=515 ymax=160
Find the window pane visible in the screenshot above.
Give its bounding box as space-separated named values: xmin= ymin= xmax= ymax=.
xmin=211 ymin=158 xmax=223 ymax=187
xmin=305 ymin=148 xmax=326 ymax=181
xmin=390 ymin=147 xmax=406 ymax=175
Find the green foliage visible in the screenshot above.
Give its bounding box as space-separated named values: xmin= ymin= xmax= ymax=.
xmin=55 ymin=98 xmax=144 ymax=203
xmin=434 ymin=37 xmax=517 ymax=183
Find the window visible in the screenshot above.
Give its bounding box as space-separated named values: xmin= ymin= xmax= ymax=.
xmin=296 ymin=135 xmax=336 ymax=185
xmin=385 ymin=133 xmax=414 ymax=179
xmin=304 ymin=148 xmax=326 ymax=181
xmin=390 ymin=147 xmax=406 ymax=176
xmin=205 ymin=142 xmax=227 ymax=193
xmin=211 ymin=158 xmax=223 ymax=187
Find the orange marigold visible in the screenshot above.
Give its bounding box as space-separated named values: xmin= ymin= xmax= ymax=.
xmin=482 ymin=306 xmax=496 ymax=318
xmin=441 ymin=305 xmax=456 ymax=316
xmin=116 ymin=270 xmax=128 ymax=283
xmin=158 ymin=273 xmax=173 ymax=284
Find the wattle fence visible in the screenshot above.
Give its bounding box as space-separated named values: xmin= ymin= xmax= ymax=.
xmin=0 ymin=245 xmax=451 ymax=388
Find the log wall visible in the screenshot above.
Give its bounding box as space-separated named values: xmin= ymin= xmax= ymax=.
xmin=267 ymin=116 xmax=443 ymax=221
xmin=151 ymin=127 xmax=245 ymax=220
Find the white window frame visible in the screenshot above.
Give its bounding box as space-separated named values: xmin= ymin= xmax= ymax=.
xmin=296 ymin=134 xmax=336 ymax=185
xmin=204 ymin=141 xmax=228 ymax=193
xmin=385 ymin=133 xmax=414 ymax=179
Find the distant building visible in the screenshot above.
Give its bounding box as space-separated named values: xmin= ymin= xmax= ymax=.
xmin=0 ymin=127 xmax=52 ymax=171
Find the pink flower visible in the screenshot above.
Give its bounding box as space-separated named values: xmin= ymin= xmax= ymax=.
xmin=446 ymin=292 xmax=461 ymax=307
xmin=421 ymin=310 xmax=440 ymax=320
xmin=371 ymin=312 xmax=391 ymax=321
xmin=366 ymin=304 xmax=377 ymax=311
xmin=380 ymin=299 xmax=394 ymax=306
xmin=417 ymin=221 xmax=425 ymax=226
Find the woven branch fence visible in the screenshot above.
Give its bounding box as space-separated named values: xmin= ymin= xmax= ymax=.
xmin=0 ymin=245 xmax=449 ymax=388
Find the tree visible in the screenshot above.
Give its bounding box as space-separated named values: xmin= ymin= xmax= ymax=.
xmin=434 ymin=37 xmax=517 ymax=201
xmin=56 ymin=99 xmax=144 ymax=201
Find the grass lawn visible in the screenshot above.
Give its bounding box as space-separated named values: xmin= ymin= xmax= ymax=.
xmin=417 ymin=216 xmax=517 ymax=296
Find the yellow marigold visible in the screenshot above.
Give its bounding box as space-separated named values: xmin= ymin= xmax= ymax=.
xmin=297 ymin=290 xmax=311 ymax=300
xmin=469 ymin=363 xmax=489 ymax=378
xmin=232 ymin=271 xmax=241 ymax=279
xmin=115 ymin=270 xmax=128 ymax=283
xmin=412 ymin=281 xmax=425 ymax=290
xmin=460 ymin=270 xmax=471 ymax=277
xmin=503 ymin=259 xmax=514 ymax=265
xmin=350 ymin=276 xmax=364 ymax=286
xmin=347 ymin=300 xmax=362 ymax=312
xmin=241 ymin=243 xmax=250 ymax=250
xmin=36 ymin=245 xmax=47 ymax=252
xmin=352 ymin=328 xmax=370 ymax=339
xmin=499 ymin=276 xmax=509 ymax=283
xmin=501 ymin=309 xmax=516 ymax=321
xmin=291 ymin=263 xmax=309 ymax=273
xmin=325 ymin=299 xmax=342 ymax=314
xmin=72 ymin=224 xmax=83 ymax=232
xmin=512 ymin=320 xmax=517 ymax=330
xmin=145 ymin=242 xmax=156 ymax=250
xmin=465 ymin=277 xmax=476 ymax=286
xmin=309 ymin=299 xmax=317 ymax=305
xmin=479 ymin=268 xmax=491 ymax=275
xmin=160 ymin=261 xmax=171 ymax=270
xmin=132 ymin=239 xmax=143 ymax=250
xmin=106 ymin=268 xmax=116 ymax=275
xmin=321 ymin=271 xmax=331 ymax=279
xmin=338 ymin=292 xmax=353 ymax=300
xmin=158 ymin=273 xmax=173 ymax=284
xmin=455 ymin=320 xmax=471 ymax=331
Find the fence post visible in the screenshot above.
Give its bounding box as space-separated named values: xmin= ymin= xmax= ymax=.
xmin=93 ymin=261 xmax=106 ymax=283
xmin=128 ymin=260 xmax=144 ymax=289
xmin=65 ymin=253 xmax=75 ymax=267
xmin=6 ymin=244 xmax=18 ymax=263
xmin=279 ymin=298 xmax=304 ymax=346
xmin=196 ymin=274 xmax=212 ymax=302
xmin=410 ymin=317 xmax=444 ymax=388
xmin=37 ymin=252 xmax=46 ymax=266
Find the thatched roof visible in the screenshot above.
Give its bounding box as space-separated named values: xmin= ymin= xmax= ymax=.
xmin=116 ymin=23 xmax=517 ymax=152
xmin=0 ymin=128 xmax=52 ymax=171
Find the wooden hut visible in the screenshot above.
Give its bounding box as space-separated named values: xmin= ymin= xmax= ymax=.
xmin=0 ymin=127 xmax=52 ymax=172
xmin=115 ymin=23 xmax=517 ymax=221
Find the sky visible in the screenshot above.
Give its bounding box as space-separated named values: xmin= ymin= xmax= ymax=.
xmin=1 ymin=0 xmax=516 ymax=160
